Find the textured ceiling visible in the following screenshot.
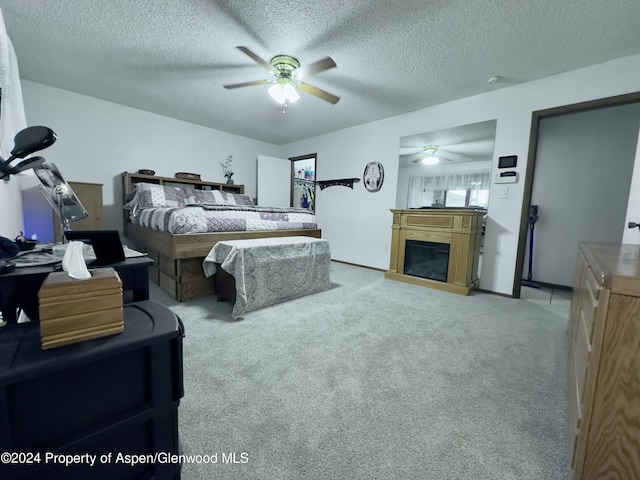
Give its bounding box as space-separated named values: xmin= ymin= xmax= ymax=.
xmin=1 ymin=0 xmax=640 ymax=145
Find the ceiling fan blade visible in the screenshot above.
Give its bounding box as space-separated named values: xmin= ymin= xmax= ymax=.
xmin=404 ymin=154 xmax=424 ymax=164
xmin=294 ymin=57 xmax=336 ymax=79
xmin=297 ymin=82 xmax=340 ymax=104
xmin=399 ymin=146 xmax=425 ymax=156
xmin=440 ymin=139 xmax=495 ymax=155
xmin=236 ymin=46 xmax=278 ymax=75
xmin=223 ymin=79 xmax=272 ymax=89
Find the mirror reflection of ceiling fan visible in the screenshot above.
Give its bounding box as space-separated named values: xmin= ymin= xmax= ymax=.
xmin=223 ymin=46 xmax=340 ymax=112
xmin=399 ymin=139 xmax=496 ymax=166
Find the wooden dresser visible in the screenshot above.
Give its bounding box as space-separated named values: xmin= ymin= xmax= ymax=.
xmin=53 ymin=181 xmax=104 ymax=241
xmin=568 ymin=242 xmax=640 ymax=479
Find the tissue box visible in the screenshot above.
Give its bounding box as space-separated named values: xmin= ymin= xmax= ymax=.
xmin=38 ymin=267 xmax=124 ymax=350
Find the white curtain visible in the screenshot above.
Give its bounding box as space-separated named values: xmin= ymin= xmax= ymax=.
xmin=446 ymin=171 xmax=491 ymax=190
xmin=0 ymin=7 xmax=27 ymax=237
xmin=408 ymin=170 xmax=491 ymax=208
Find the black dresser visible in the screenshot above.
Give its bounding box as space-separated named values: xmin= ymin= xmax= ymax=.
xmin=0 ymin=300 xmax=184 ymax=480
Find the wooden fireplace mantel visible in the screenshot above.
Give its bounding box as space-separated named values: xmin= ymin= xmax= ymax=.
xmin=385 ymin=208 xmax=486 ymax=295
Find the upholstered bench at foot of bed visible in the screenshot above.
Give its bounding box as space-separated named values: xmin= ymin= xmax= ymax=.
xmin=213 ymin=264 xmax=236 ymax=304
xmin=202 ymin=236 xmax=331 ymax=319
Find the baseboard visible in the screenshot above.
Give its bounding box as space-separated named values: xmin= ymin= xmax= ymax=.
xmin=521 ymin=280 xmax=573 ymax=291
xmin=331 ymin=260 xmax=530 ymax=299
xmin=330 ymin=259 xmax=386 ymax=272
xmin=475 ymin=288 xmax=515 ymax=298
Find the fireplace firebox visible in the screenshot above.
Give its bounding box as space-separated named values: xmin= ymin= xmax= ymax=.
xmin=404 ymin=240 xmax=450 ymax=282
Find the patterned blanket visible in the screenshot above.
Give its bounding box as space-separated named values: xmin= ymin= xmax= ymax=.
xmin=130 ymin=204 xmax=318 ymax=234
xmin=203 ymin=236 xmax=331 ymax=319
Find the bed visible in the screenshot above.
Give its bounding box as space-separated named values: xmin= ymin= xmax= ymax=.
xmin=122 ymin=172 xmax=322 ymax=301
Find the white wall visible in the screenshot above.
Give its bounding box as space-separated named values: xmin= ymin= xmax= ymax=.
xmin=281 ymin=53 xmax=640 ymax=295
xmin=19 ymin=80 xmax=281 ymax=237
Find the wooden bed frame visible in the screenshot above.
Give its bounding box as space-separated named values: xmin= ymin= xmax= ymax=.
xmin=122 ymin=172 xmax=321 ymax=301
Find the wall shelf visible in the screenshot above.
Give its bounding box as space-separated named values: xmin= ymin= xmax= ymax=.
xmin=316 ymin=178 xmax=361 ymax=190
xmin=294 ymin=177 xmax=315 ymax=185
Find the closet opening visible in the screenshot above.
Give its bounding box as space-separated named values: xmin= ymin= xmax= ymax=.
xmin=289 ymin=153 xmax=316 ymax=213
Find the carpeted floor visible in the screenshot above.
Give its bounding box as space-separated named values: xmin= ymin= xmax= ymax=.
xmin=151 ymin=261 xmax=571 ymax=480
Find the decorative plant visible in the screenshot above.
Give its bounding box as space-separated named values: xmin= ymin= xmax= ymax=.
xmin=220 ymin=155 xmax=233 ymax=179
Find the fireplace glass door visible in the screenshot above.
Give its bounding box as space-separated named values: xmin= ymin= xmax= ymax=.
xmin=403 ymin=240 xmax=450 ymax=282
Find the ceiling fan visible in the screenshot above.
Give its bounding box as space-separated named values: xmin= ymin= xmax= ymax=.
xmin=399 ymin=145 xmax=451 ymax=166
xmin=223 ymin=46 xmax=340 ymax=111
xmin=400 ymin=139 xmax=496 ymax=166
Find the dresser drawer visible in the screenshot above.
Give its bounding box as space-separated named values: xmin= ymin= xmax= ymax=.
xmin=584 ymin=266 xmax=600 ymax=302
xmin=568 ymin=341 xmax=582 ymax=468
xmin=581 ymin=267 xmax=600 ymax=343
xmin=569 ymin=362 xmax=582 ymax=469
xmin=574 ymin=311 xmax=591 ymax=404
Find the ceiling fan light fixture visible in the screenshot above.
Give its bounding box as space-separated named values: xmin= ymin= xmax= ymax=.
xmin=268 ymin=83 xmax=286 ymax=103
xmin=268 ymin=81 xmax=300 ymax=104
xmin=283 ymin=82 xmax=300 ymax=103
xmin=420 ymin=145 xmax=439 ymax=164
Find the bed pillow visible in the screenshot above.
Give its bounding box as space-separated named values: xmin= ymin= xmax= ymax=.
xmin=230 ymin=193 xmax=254 ymax=206
xmin=192 ymin=189 xmax=221 ymax=205
xmin=134 ymin=183 xmax=187 ymax=208
xmin=123 ymin=190 xmax=138 ymax=210
xmin=182 ymin=186 xmax=199 ymax=206
xmin=220 ymin=191 xmax=236 ymax=205
xmin=191 ymin=189 xmax=235 ymax=206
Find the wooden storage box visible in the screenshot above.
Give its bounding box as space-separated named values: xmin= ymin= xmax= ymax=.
xmin=38 ymin=267 xmax=124 ymax=350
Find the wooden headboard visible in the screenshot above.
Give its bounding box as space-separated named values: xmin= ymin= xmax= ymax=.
xmin=122 ymin=171 xmax=245 ymax=195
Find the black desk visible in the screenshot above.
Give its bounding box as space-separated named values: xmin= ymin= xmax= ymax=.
xmin=0 ymin=256 xmax=153 ymax=324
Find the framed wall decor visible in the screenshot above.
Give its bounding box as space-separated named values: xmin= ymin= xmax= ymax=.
xmin=363 ymin=161 xmax=384 ymax=192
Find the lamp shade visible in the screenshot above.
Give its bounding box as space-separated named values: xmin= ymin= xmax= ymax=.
xmin=283 ymin=83 xmax=300 ymax=103
xmin=268 ymin=81 xmax=300 ymax=104
xmin=268 ymin=83 xmax=286 ymax=103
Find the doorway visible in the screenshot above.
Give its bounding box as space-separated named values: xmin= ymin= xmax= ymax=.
xmin=290 ymin=153 xmax=316 ymax=212
xmin=514 ymin=92 xmax=640 ymax=298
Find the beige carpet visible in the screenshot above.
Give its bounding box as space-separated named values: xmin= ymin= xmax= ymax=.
xmin=151 ymin=261 xmax=571 ymax=480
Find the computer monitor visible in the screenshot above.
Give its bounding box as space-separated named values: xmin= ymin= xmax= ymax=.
xmin=64 ymin=230 xmax=126 ymax=266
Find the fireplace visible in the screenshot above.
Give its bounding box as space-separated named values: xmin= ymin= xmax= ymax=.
xmin=385 ymin=208 xmax=485 ymax=295
xmin=404 ymin=240 xmax=450 ymax=282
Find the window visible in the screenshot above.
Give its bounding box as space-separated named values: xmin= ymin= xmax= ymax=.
xmin=445 ymin=189 xmax=467 ymax=207
xmin=469 ymin=188 xmax=489 ymax=208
